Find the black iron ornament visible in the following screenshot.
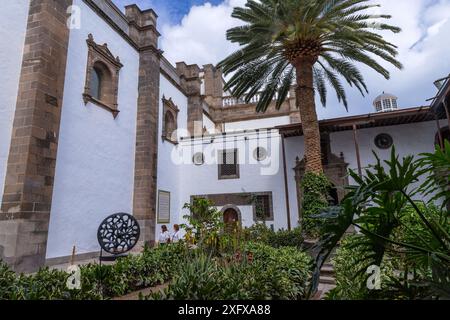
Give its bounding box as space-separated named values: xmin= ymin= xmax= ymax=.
xmin=97 ymin=213 xmax=140 ymax=254
xmin=374 ymin=133 xmax=394 ymax=149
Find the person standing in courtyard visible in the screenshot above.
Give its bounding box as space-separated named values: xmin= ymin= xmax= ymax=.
xmin=158 ymin=225 xmax=170 ymax=245
xmin=171 ymin=224 xmax=181 ymax=243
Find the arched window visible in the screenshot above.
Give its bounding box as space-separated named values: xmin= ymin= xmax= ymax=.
xmin=90 ymin=61 xmax=111 ymax=103
xmin=164 ymin=111 xmax=176 ymax=140
xmin=90 ymin=66 xmax=102 ymax=100
xmin=161 ymin=96 xmax=179 ymax=143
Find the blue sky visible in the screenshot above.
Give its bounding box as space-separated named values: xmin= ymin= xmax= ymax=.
xmin=112 ymin=0 xmax=223 ymax=25
xmin=111 ymin=0 xmax=450 ymax=118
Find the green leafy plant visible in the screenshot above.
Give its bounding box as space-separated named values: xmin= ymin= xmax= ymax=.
xmin=301 ymin=172 xmax=331 ymax=238
xmin=182 ymin=198 xmax=224 ymax=255
xmin=149 ymin=242 xmax=312 ymax=300
xmin=325 ymin=235 xmax=395 ymax=300
xmin=0 ymin=243 xmax=187 ymax=300
xmin=243 ymin=223 xmax=304 ymax=249
xmin=311 ymin=144 xmax=450 ymax=299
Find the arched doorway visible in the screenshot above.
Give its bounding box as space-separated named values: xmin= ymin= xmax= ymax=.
xmin=327 ymin=186 xmax=339 ymax=206
xmin=221 ymin=205 xmax=241 ymax=233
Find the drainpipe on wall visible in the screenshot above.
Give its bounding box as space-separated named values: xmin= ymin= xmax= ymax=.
xmin=281 ymin=133 xmax=292 ymax=231
xmin=352 ymin=124 xmax=363 ymax=177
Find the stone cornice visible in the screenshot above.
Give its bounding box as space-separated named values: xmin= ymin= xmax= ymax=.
xmin=82 ymin=0 xmax=160 ymax=53
xmin=160 ymin=67 xmax=188 ymax=96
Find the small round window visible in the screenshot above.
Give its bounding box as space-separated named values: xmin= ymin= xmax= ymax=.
xmin=253 ymin=147 xmax=268 ymax=161
xmin=192 ymin=152 xmax=205 ymax=165
xmin=374 ymin=133 xmax=393 ymax=149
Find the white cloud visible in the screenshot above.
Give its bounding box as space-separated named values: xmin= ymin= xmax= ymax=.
xmin=160 ymin=0 xmax=245 ymax=66
xmin=159 ymin=0 xmax=450 ymax=118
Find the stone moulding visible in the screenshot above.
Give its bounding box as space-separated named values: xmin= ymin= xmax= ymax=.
xmin=162 ymin=95 xmax=180 ymax=144
xmin=83 ymin=34 xmax=123 ymax=118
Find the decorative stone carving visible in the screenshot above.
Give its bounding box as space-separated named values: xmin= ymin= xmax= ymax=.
xmin=294 ymin=150 xmax=349 ymax=224
xmin=83 ymin=34 xmax=123 ymax=118
xmin=162 ymin=95 xmax=179 ymax=143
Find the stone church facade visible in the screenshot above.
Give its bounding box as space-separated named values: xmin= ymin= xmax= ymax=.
xmin=1 ymin=0 xmax=449 ymax=272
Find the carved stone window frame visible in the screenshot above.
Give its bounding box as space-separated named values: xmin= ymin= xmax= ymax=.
xmin=83 ymin=34 xmax=123 ymax=118
xmin=162 ymin=96 xmax=179 ymax=144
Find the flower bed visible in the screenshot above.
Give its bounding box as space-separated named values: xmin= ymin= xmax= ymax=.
xmin=149 ymin=242 xmax=312 ymax=300
xmin=0 ymin=242 xmax=311 ymax=300
xmin=0 ymin=244 xmax=186 ymax=300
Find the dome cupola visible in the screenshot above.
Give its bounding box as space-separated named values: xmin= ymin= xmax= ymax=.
xmin=373 ymin=92 xmax=398 ymax=113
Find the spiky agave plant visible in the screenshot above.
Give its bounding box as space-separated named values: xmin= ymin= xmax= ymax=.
xmin=218 ymin=0 xmax=403 ymax=173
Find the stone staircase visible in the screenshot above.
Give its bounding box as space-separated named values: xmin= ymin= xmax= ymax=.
xmin=303 ymin=238 xmax=338 ymax=299
xmin=312 ymin=262 xmax=336 ymax=300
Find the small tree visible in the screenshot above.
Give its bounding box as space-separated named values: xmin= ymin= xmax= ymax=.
xmin=181 ymin=198 xmax=224 ymax=254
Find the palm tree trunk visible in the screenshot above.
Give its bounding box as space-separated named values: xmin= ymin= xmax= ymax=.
xmin=294 ymin=57 xmax=323 ymax=174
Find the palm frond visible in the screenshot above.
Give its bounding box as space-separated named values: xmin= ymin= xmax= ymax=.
xmin=218 ymin=0 xmax=402 ymax=112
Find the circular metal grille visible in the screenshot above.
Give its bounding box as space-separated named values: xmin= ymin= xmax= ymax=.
xmin=374 ymin=133 xmax=393 ymax=149
xmin=97 ymin=213 xmax=140 ymax=254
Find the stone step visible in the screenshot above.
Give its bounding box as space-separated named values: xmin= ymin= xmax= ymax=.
xmin=322 ymin=262 xmax=334 ymax=269
xmin=320 ymin=265 xmax=335 ymax=276
xmin=319 ymin=275 xmax=336 ymax=285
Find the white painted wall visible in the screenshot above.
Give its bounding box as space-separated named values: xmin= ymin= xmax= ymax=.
xmin=46 ymin=0 xmax=140 ymax=259
xmin=203 ymin=113 xmax=216 ymax=133
xmin=176 ymin=130 xmax=290 ymax=231
xmin=173 ymin=119 xmax=443 ymax=232
xmin=0 ymin=1 xmax=30 ymax=206
xmin=284 ymin=135 xmax=305 ymax=227
xmin=330 ymin=120 xmax=445 ymax=200
xmin=224 ymin=116 xmax=291 ymax=132
xmin=330 ymin=120 xmax=443 ymax=180
xmin=156 ymin=74 xmax=188 ymax=235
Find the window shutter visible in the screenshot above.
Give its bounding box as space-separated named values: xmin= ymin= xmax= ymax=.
xmin=157 ymin=191 xmax=170 ymax=223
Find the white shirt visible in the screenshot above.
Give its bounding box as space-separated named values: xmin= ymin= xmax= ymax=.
xmin=171 ymin=230 xmax=181 ymax=243
xmin=158 ymin=230 xmax=170 ymax=244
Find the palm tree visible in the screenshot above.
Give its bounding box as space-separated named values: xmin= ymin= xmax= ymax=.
xmin=218 ymin=0 xmax=403 ymax=173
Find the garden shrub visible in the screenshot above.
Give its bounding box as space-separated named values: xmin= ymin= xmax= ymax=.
xmin=268 ymin=228 xmax=304 ymax=248
xmin=182 ymin=198 xmax=224 ymax=255
xmin=242 ymin=223 xmax=272 ymax=243
xmin=0 ymin=261 xmax=17 ymax=300
xmin=243 ymin=224 xmax=304 ymax=249
xmin=149 ymin=242 xmax=312 ymax=300
xmin=326 ymin=235 xmax=395 ymax=300
xmin=300 ymin=172 xmax=331 ymax=238
xmin=0 ymin=243 xmax=187 ymax=300
xmin=327 ymin=203 xmax=450 ymax=300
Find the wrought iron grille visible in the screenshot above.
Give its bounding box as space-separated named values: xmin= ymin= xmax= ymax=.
xmin=97 ymin=213 xmax=140 ymax=254
xmin=219 ymin=149 xmax=238 ymax=177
